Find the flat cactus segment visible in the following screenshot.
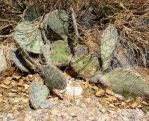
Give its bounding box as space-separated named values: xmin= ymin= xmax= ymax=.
xmin=42 ymin=65 xmax=67 ymax=90
xmin=29 ymin=82 xmax=49 ymax=109
xmin=50 ymin=40 xmax=72 ymax=66
xmin=13 ymin=22 xmax=44 ymax=54
xmin=100 ymin=25 xmax=118 ymax=71
xmin=43 ymin=10 xmax=69 ymax=41
xmin=10 ymin=50 xmax=30 ymax=72
xmin=72 ymin=55 xmax=99 ymax=78
xmin=23 ymin=5 xmax=40 ymax=22
xmin=103 ymin=69 xmax=149 ymax=97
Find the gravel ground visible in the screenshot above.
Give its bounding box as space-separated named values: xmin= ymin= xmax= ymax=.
xmin=1 ymin=73 xmax=149 ymax=121
xmin=1 ymin=96 xmax=149 ymax=121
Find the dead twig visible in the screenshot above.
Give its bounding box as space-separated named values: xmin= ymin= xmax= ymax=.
xmin=0 ymin=34 xmax=13 ymax=38
xmin=0 ymin=19 xmax=18 ymax=24
xmin=70 ymin=7 xmax=81 ymax=43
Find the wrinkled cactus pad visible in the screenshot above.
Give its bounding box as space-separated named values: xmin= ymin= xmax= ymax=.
xmin=100 ymin=25 xmax=118 ymax=71
xmin=42 ymin=65 xmax=67 ymax=90
xmin=102 ymin=69 xmax=149 ymax=97
xmin=50 ymin=40 xmax=72 ymax=66
xmin=23 ymin=5 xmax=40 ymax=22
xmin=13 ymin=22 xmax=44 ymax=54
xmin=10 ymin=50 xmax=30 ymax=72
xmin=72 ymin=55 xmax=99 ymax=78
xmin=29 ymin=81 xmax=49 ymax=109
xmin=43 ymin=10 xmax=69 ymax=41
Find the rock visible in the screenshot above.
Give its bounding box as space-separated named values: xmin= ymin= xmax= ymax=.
xmin=40 ymin=99 xmax=53 ymax=109
xmin=0 ymin=50 xmax=7 ymax=73
xmin=29 ymin=81 xmax=49 ymax=109
xmin=65 ymin=81 xmax=83 ymax=96
xmin=80 ymin=103 xmax=86 ymax=108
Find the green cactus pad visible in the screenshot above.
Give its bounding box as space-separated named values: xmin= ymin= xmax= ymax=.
xmin=103 ymin=69 xmax=149 ymax=97
xmin=43 ymin=10 xmax=69 ymax=41
xmin=50 ymin=40 xmax=72 ymax=66
xmin=29 ymin=82 xmax=49 ymax=109
xmin=13 ymin=22 xmax=44 ymax=54
xmin=11 ymin=50 xmax=30 ymax=72
xmin=72 ymin=55 xmax=99 ymax=78
xmin=23 ymin=5 xmax=40 ymax=22
xmin=42 ymin=65 xmax=67 ymax=90
xmin=100 ymin=25 xmax=118 ymax=71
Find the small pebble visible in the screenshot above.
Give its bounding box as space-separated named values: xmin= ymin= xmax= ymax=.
xmin=65 ymin=85 xmax=83 ymax=96
xmin=100 ymin=108 xmax=106 ymax=113
xmin=80 ymin=103 xmax=86 ymax=108
xmin=89 ymin=116 xmax=95 ymax=120
xmin=70 ymin=112 xmax=77 ymax=117
xmin=51 ymin=109 xmax=59 ymax=116
xmin=40 ymin=100 xmax=53 ymax=109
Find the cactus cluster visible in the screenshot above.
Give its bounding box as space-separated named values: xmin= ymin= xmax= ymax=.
xmin=12 ymin=7 xmax=149 ymax=99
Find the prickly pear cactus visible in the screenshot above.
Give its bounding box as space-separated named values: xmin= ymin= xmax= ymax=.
xmin=102 ymin=69 xmax=149 ymax=97
xmin=42 ymin=65 xmax=67 ymax=90
xmin=50 ymin=40 xmax=72 ymax=66
xmin=13 ymin=22 xmax=44 ymax=54
xmin=29 ymin=81 xmax=49 ymax=109
xmin=100 ymin=25 xmax=118 ymax=71
xmin=72 ymin=55 xmax=99 ymax=78
xmin=10 ymin=50 xmax=30 ymax=72
xmin=23 ymin=5 xmax=40 ymax=22
xmin=43 ymin=10 xmax=69 ymax=41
